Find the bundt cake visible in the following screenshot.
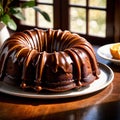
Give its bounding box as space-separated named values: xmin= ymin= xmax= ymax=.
xmin=0 ymin=29 xmax=100 ymax=92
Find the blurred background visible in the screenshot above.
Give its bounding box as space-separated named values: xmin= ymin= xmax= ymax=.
xmin=1 ymin=0 xmax=119 ymax=45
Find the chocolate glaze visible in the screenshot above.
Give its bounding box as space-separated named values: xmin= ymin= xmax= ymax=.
xmin=0 ymin=29 xmax=100 ymax=92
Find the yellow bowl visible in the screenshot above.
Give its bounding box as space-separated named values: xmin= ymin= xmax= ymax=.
xmin=110 ymin=43 xmax=120 ymax=59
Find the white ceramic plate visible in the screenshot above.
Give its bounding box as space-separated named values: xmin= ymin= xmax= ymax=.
xmin=97 ymin=44 xmax=120 ymax=65
xmin=0 ymin=63 xmax=114 ymax=99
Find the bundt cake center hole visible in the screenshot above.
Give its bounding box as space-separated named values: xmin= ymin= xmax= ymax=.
xmin=39 ymin=48 xmax=61 ymax=53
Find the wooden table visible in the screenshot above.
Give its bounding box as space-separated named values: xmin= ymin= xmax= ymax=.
xmin=0 ymin=46 xmax=120 ymax=120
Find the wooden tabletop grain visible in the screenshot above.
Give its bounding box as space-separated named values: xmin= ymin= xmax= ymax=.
xmin=0 ymin=46 xmax=120 ymax=120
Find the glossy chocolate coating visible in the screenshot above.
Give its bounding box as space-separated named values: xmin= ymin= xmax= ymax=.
xmin=0 ymin=29 xmax=100 ymax=92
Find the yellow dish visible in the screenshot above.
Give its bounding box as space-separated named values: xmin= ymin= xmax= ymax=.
xmin=110 ymin=43 xmax=120 ymax=59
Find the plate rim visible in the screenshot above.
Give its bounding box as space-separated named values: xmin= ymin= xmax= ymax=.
xmin=0 ymin=63 xmax=114 ymax=99
xmin=97 ymin=43 xmax=120 ymax=63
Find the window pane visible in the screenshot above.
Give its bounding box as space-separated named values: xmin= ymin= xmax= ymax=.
xmin=89 ymin=10 xmax=106 ymax=37
xmin=70 ymin=7 xmax=86 ymax=34
xmin=21 ymin=8 xmax=35 ymax=26
xmin=89 ymin=0 xmax=106 ymax=8
xmin=69 ymin=0 xmax=86 ymax=6
xmin=37 ymin=0 xmax=53 ymax=4
xmin=37 ymin=5 xmax=53 ymax=28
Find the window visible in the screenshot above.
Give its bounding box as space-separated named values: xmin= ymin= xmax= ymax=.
xmin=18 ymin=0 xmax=118 ymax=45
xmin=69 ymin=0 xmax=107 ymax=37
xmin=20 ymin=0 xmax=54 ymax=28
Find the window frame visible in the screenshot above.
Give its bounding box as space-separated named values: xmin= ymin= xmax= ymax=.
xmin=17 ymin=0 xmax=119 ymax=45
xmin=54 ymin=0 xmax=114 ymax=45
